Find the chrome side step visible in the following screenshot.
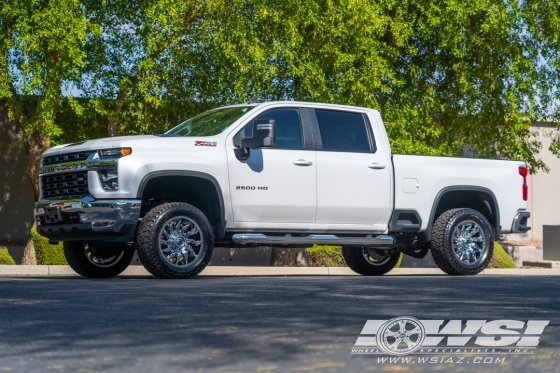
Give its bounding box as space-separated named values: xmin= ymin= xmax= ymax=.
xmin=231 ymin=234 xmax=396 ymax=246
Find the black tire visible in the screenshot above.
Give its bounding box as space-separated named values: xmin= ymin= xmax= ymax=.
xmin=63 ymin=241 xmax=134 ymax=278
xmin=342 ymin=247 xmax=402 ymax=275
xmin=136 ymin=202 xmax=214 ymax=279
xmin=431 ymin=208 xmax=493 ymax=275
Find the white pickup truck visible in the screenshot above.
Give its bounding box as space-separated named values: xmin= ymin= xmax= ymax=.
xmin=34 ymin=101 xmax=530 ymax=278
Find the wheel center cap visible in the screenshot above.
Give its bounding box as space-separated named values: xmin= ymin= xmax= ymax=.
xmin=168 ymin=231 xmax=183 ymax=247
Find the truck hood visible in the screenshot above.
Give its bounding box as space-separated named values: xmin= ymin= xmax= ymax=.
xmin=43 ymin=135 xmax=178 ymax=156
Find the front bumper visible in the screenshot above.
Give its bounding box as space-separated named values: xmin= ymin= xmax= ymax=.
xmin=34 ymin=196 xmax=141 ymax=242
xmin=511 ymin=210 xmax=531 ymax=233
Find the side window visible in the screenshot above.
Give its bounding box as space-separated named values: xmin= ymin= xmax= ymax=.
xmin=315 ymin=109 xmax=373 ymax=152
xmin=244 ymin=108 xmax=303 ymax=150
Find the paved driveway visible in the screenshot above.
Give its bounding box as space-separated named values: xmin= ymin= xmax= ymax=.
xmin=0 ymin=276 xmax=558 ymax=372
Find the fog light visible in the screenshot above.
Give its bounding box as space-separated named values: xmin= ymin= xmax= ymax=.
xmin=79 ymin=213 xmax=90 ymax=223
xmin=98 ymin=169 xmax=119 ymax=191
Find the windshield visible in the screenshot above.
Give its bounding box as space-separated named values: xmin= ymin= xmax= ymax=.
xmin=165 ymin=106 xmax=254 ymax=136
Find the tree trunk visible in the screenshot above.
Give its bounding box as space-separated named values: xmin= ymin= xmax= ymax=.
xmin=24 ymin=132 xmax=50 ymax=201
xmin=21 ymin=238 xmax=37 ymax=265
xmin=270 ymin=247 xmax=309 ymax=266
xmin=107 ymin=118 xmax=119 ymax=137
xmin=295 ymin=248 xmax=309 ymax=266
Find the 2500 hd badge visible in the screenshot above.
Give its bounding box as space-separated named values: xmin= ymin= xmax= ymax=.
xmin=236 ymin=186 xmax=268 ymax=190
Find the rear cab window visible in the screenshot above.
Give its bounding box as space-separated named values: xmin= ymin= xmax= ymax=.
xmin=314 ymin=109 xmax=375 ymax=152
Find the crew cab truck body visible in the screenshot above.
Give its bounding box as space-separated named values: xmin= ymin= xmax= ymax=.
xmin=34 ymin=101 xmax=531 ymax=278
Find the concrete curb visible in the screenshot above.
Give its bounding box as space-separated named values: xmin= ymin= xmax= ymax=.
xmin=1 ymin=265 xmax=560 ymax=277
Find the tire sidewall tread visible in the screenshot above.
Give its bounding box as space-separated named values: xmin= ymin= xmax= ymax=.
xmin=342 ymin=247 xmax=402 ymax=276
xmin=63 ymin=241 xmax=134 ymax=278
xmin=431 ymin=208 xmax=494 ymax=276
xmin=136 ymin=202 xmax=214 ymax=279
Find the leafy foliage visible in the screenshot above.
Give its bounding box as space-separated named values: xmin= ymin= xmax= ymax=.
xmin=208 ymin=1 xmax=553 ymax=171
xmin=488 ymin=242 xmax=517 ymax=269
xmin=2 ymin=0 xmax=560 ymax=199
xmin=306 ymin=245 xmax=346 ymax=267
xmin=0 ymin=0 xmax=93 ymax=199
xmin=0 ymin=247 xmax=16 ymax=265
xmin=30 ymin=225 xmax=67 ymax=265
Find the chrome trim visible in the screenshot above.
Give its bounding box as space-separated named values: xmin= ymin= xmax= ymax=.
xmin=158 ymin=215 xmax=205 ymax=269
xmin=511 ymin=210 xmax=531 ymax=233
xmin=34 ymin=197 xmax=141 ymax=234
xmin=232 ymin=233 xmax=396 ymax=246
xmin=452 ymin=219 xmax=488 ymax=265
xmin=39 ymin=153 xmax=119 ymax=176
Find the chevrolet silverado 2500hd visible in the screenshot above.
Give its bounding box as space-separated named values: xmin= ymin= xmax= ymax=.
xmin=34 ymin=101 xmax=531 ymax=278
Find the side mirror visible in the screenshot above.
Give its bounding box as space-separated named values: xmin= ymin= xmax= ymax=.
xmin=240 ymin=119 xmax=276 ymax=149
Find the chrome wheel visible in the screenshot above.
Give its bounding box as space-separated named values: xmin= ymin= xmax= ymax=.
xmin=84 ymin=244 xmax=125 ymax=268
xmin=376 ymin=317 xmax=426 ymax=356
xmin=158 ymin=216 xmax=204 ymax=268
xmin=452 ymin=220 xmax=487 ymax=265
xmin=362 ymin=248 xmax=392 ymax=266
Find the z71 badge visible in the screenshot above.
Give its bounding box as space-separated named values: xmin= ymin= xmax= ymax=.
xmin=195 ymin=141 xmax=217 ymax=147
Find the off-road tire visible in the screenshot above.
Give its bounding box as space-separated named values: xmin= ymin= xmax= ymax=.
xmin=342 ymin=247 xmax=402 ymax=275
xmin=136 ymin=202 xmax=214 ymax=279
xmin=431 ymin=208 xmax=493 ymax=275
xmin=63 ymin=241 xmax=134 ymax=278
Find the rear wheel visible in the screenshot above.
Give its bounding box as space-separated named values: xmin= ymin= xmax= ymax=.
xmin=431 ymin=208 xmax=493 ymax=275
xmin=342 ymin=247 xmax=402 ymax=275
xmin=63 ymin=241 xmax=134 ymax=278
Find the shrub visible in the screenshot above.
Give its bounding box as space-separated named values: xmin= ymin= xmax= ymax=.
xmin=30 ymin=225 xmax=67 ymax=265
xmin=0 ymin=247 xmax=16 ymax=265
xmin=488 ymin=242 xmax=516 ymax=269
xmin=306 ymin=245 xmax=345 ymax=267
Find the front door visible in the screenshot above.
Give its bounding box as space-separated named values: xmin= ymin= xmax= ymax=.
xmin=227 ymin=108 xmax=317 ymax=225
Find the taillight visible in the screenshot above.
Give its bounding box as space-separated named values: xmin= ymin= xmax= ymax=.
xmin=519 ymin=166 xmax=528 ymax=201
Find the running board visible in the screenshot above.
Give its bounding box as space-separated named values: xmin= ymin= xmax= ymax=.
xmin=231 ymin=234 xmax=396 ymax=246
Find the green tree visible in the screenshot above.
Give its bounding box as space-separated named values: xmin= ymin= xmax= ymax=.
xmin=205 ymin=0 xmax=555 ymax=171
xmin=77 ymin=0 xmax=212 ymax=138
xmin=521 ymin=0 xmax=560 ymax=157
xmin=0 ymin=0 xmax=94 ymax=199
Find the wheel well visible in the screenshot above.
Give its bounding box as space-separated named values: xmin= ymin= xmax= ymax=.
xmin=138 ymin=175 xmax=225 ymax=239
xmin=419 ymin=188 xmax=500 ymax=242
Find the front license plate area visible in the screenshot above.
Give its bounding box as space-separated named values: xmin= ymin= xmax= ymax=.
xmin=44 ymin=207 xmax=62 ymax=224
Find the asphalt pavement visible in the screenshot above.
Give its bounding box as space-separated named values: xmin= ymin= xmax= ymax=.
xmin=0 ymin=276 xmax=558 ymax=373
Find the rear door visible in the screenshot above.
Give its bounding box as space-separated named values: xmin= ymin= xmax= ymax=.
xmin=312 ymin=108 xmax=392 ymax=231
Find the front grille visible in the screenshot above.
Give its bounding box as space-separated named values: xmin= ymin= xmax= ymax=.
xmin=42 ymin=152 xmax=92 ymax=166
xmin=41 ymin=171 xmax=89 ymax=199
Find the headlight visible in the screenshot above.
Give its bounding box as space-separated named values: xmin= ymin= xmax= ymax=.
xmin=98 ymin=169 xmax=119 ymax=191
xmin=98 ymin=147 xmax=132 ymax=158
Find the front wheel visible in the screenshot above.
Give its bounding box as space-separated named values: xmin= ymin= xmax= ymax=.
xmin=136 ymin=202 xmax=214 ymax=279
xmin=63 ymin=241 xmax=135 ymax=278
xmin=431 ymin=208 xmax=493 ymax=275
xmin=342 ymin=247 xmax=402 ymax=275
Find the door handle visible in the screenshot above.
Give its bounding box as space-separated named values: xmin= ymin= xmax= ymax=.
xmin=293 ymin=159 xmax=313 ymax=166
xmin=368 ymin=163 xmax=386 ymax=169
